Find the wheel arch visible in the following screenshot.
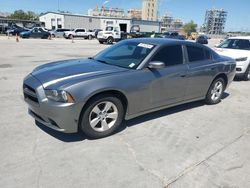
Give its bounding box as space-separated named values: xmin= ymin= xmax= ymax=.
xmin=213 ymin=73 xmax=228 ymax=88
xmin=206 ymin=73 xmax=228 ymax=95
xmin=78 ymin=89 xmax=128 ymax=130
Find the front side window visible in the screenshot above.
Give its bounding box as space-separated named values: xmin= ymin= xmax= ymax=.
xmin=186 ymin=46 xmax=205 ymax=62
xmin=151 ymin=45 xmax=183 ymax=66
xmin=217 ymin=39 xmax=250 ymax=50
xmin=105 ymin=26 xmax=113 ymax=31
xmin=94 ymin=41 xmax=155 ymax=69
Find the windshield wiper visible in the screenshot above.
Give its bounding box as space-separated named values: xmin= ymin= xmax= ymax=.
xmin=88 ymin=57 xmax=109 ymax=64
xmin=95 ymin=59 xmax=109 ymax=64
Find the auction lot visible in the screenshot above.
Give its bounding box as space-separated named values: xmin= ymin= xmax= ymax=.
xmin=0 ymin=36 xmax=250 ymax=188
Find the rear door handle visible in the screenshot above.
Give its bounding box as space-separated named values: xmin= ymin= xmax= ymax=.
xmin=180 ymin=74 xmax=186 ymax=77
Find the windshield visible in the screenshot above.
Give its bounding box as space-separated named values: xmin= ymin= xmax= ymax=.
xmin=94 ymin=41 xmax=155 ymax=69
xmin=217 ymin=39 xmax=250 ymax=50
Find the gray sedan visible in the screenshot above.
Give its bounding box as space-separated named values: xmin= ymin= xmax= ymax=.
xmin=23 ymin=38 xmax=236 ymax=138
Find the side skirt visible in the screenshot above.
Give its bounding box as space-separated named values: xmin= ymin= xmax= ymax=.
xmin=125 ymin=97 xmax=205 ymax=120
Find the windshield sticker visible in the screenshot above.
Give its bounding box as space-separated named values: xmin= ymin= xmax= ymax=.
xmin=138 ymin=43 xmax=154 ymax=49
xmin=129 ymin=63 xmax=136 ymax=68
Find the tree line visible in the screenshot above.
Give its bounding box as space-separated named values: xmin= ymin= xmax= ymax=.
xmin=7 ymin=10 xmax=39 ymax=21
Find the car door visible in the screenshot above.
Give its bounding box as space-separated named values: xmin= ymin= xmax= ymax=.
xmin=185 ymin=45 xmax=217 ymax=100
xmin=30 ymin=28 xmax=39 ymax=38
xmin=75 ymin=29 xmax=85 ymax=37
xmin=148 ymin=45 xmax=188 ymax=107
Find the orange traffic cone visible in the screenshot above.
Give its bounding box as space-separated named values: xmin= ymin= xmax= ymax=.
xmin=16 ymin=33 xmax=19 ymax=42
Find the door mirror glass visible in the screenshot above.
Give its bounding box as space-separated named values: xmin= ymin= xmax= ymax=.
xmin=148 ymin=61 xmax=165 ymax=69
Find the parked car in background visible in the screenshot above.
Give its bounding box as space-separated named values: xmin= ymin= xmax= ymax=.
xmin=20 ymin=27 xmax=50 ymax=39
xmin=161 ymin=31 xmax=185 ymax=40
xmin=214 ymin=36 xmax=250 ymax=80
xmin=97 ymin=26 xmax=121 ymax=44
xmin=50 ymin=28 xmax=70 ymax=38
xmin=23 ymin=38 xmax=236 ymax=138
xmin=6 ymin=27 xmax=30 ymax=36
xmin=196 ymin=35 xmax=208 ymax=44
xmin=64 ymin=28 xmax=95 ymax=39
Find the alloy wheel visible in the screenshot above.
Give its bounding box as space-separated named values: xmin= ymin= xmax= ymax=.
xmin=211 ymin=81 xmax=223 ymax=101
xmin=89 ymin=101 xmax=118 ymax=132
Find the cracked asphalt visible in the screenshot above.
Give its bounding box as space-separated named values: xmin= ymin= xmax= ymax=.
xmin=0 ymin=37 xmax=249 ymax=188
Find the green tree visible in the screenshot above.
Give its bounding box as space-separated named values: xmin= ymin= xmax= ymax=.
xmin=183 ymin=21 xmax=197 ymax=36
xmin=8 ymin=10 xmax=38 ymax=20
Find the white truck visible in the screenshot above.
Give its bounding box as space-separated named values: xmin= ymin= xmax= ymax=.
xmin=64 ymin=28 xmax=95 ymax=40
xmin=97 ymin=26 xmax=122 ymax=44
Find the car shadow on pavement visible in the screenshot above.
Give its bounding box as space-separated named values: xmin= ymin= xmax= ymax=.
xmin=124 ymin=92 xmax=230 ymax=128
xmin=35 ymin=121 xmax=86 ymax=142
xmin=35 ymin=92 xmax=229 ymax=141
xmin=233 ymin=77 xmax=244 ymax=82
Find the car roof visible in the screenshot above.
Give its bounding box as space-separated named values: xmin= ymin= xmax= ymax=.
xmin=126 ymin=38 xmax=207 ymax=48
xmin=229 ymin=36 xmax=250 ymax=40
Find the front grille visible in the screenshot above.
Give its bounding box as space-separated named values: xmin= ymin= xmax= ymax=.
xmin=23 ymin=84 xmax=39 ymax=103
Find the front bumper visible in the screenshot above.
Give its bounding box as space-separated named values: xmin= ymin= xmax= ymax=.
xmin=23 ymin=74 xmax=83 ymax=133
xmin=98 ymin=38 xmax=108 ymax=42
xmin=235 ymin=61 xmax=249 ymax=75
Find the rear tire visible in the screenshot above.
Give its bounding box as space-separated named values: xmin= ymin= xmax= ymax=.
xmin=107 ymin=37 xmax=114 ymax=44
xmin=243 ymin=65 xmax=250 ymax=81
xmin=80 ymin=94 xmax=124 ymax=139
xmin=205 ymin=77 xmax=225 ymax=105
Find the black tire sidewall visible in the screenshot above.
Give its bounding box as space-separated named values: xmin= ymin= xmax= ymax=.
xmin=243 ymin=65 xmax=250 ymax=81
xmin=80 ymin=95 xmax=124 ymax=138
xmin=205 ymin=78 xmax=225 ymax=105
xmin=107 ymin=37 xmax=114 ymax=44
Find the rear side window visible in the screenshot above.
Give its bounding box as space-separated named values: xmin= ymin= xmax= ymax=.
xmin=152 ymin=45 xmax=183 ymax=66
xmin=187 ymin=46 xmax=205 ymax=62
xmin=76 ymin=29 xmax=85 ymax=32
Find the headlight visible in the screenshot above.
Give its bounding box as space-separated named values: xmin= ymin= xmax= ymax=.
xmin=45 ymin=90 xmax=74 ymax=103
xmin=235 ymin=57 xmax=248 ymax=61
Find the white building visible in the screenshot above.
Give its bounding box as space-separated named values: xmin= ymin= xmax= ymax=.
xmin=39 ymin=12 xmax=161 ymax=32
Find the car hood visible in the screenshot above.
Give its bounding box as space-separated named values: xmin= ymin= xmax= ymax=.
xmin=31 ymin=58 xmax=128 ymax=88
xmin=214 ymin=48 xmax=250 ymax=59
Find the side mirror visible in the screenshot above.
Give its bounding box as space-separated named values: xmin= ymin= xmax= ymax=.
xmin=214 ymin=44 xmax=219 ymax=47
xmin=148 ymin=61 xmax=165 ymax=69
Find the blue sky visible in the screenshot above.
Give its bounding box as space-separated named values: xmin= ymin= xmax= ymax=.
xmin=0 ymin=0 xmax=249 ymax=31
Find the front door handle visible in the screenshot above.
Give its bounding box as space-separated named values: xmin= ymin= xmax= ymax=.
xmin=179 ymin=74 xmax=186 ymax=78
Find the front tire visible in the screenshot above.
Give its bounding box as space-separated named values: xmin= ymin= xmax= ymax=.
xmin=107 ymin=37 xmax=114 ymax=44
xmin=80 ymin=94 xmax=124 ymax=139
xmin=243 ymin=65 xmax=250 ymax=81
xmin=205 ymin=78 xmax=225 ymax=105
